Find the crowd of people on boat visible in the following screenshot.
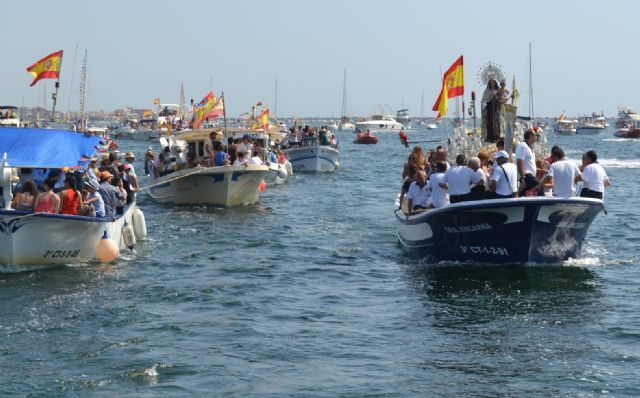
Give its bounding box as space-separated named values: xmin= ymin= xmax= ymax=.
xmin=8 ymin=151 xmax=139 ymax=219
xmin=284 ymin=125 xmax=338 ymax=148
xmin=145 ymin=133 xmax=288 ymax=179
xmin=400 ymin=129 xmax=611 ymax=215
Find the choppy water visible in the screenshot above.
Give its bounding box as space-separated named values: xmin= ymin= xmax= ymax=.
xmin=1 ymin=126 xmax=639 ymax=397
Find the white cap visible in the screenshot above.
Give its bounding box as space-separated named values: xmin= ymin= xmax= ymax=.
xmin=495 ymin=150 xmax=509 ymax=159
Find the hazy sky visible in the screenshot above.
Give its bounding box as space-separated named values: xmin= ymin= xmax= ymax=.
xmin=2 ymin=0 xmax=638 ymax=118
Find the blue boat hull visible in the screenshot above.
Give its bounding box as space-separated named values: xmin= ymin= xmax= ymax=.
xmin=395 ymin=197 xmax=604 ymax=264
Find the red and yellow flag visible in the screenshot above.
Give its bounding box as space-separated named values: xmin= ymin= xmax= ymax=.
xmin=26 ymin=50 xmax=63 ymax=86
xmin=204 ymin=96 xmax=224 ymax=120
xmin=432 ymin=55 xmax=464 ymax=119
xmin=252 ymin=108 xmax=269 ymax=130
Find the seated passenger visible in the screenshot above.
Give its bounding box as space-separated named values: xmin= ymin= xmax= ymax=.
xmin=213 ymin=141 xmax=230 ymax=166
xmin=59 ymin=175 xmax=83 ymax=215
xmin=34 ymin=179 xmax=60 ymax=213
xmin=248 ymin=150 xmax=264 ymax=165
xmin=489 ymin=150 xmax=518 ymax=198
xmin=233 ymin=151 xmax=248 ymax=166
xmin=406 ymin=170 xmax=430 ymax=215
xmin=11 ymin=180 xmax=37 ymax=211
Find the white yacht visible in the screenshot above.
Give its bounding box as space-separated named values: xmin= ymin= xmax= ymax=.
xmin=0 ymin=106 xmax=20 ymax=127
xmin=554 ymin=119 xmax=577 ymax=135
xmin=355 ymin=114 xmax=405 ymax=132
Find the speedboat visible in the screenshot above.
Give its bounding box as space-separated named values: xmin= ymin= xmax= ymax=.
xmin=355 ymin=114 xmax=405 ymax=132
xmin=0 ymin=127 xmax=147 ymax=267
xmin=147 ymin=129 xmax=269 ymax=206
xmin=338 ymin=122 xmax=355 ymax=131
xmin=395 ymin=197 xmax=604 ymax=263
xmin=395 ymin=109 xmax=412 ymax=129
xmin=576 ymin=114 xmax=605 ymax=134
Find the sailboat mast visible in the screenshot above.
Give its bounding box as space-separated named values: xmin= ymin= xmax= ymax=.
xmin=529 ymin=42 xmax=534 ymax=120
xmin=66 ymin=44 xmax=79 ymax=118
xmin=274 ymin=79 xmax=278 ymax=118
xmin=79 ymin=49 xmax=87 ymax=131
xmin=341 ymin=68 xmax=347 ymax=119
xmin=420 ymin=88 xmax=424 ymax=119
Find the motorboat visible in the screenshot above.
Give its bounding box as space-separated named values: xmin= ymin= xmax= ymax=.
xmin=576 ymin=114 xmax=605 ymax=134
xmin=0 ymin=106 xmax=20 ymax=127
xmin=395 ymin=109 xmax=412 ymax=129
xmin=354 ymin=132 xmax=379 ymax=144
xmin=147 ymin=129 xmax=269 ymax=206
xmin=617 ymin=106 xmax=640 ymax=123
xmin=613 ymin=121 xmax=640 ymax=138
xmin=425 ymin=122 xmax=437 ymax=130
xmin=227 ymin=129 xmax=292 ymax=187
xmin=338 ymin=121 xmax=355 ymax=131
xmin=395 ymin=197 xmax=604 ymax=263
xmin=284 ymin=133 xmax=339 ymax=172
xmin=0 ymin=127 xmax=147 ymax=267
xmin=355 ymin=114 xmax=405 ymax=132
xmin=554 ymin=119 xmax=576 ymax=135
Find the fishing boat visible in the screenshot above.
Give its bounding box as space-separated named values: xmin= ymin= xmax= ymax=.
xmin=147 ymin=129 xmax=269 ymax=206
xmin=0 ymin=128 xmax=147 ymax=267
xmin=227 ymin=129 xmax=292 ymax=186
xmin=395 ymin=196 xmax=604 ymax=263
xmin=284 ymin=134 xmax=340 ymax=172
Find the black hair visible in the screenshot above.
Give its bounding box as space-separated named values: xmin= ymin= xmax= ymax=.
xmin=584 ymin=150 xmax=598 ymax=163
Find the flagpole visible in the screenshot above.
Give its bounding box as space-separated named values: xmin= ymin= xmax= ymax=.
xmin=222 ymin=91 xmax=227 ymax=137
xmin=50 ymin=54 xmax=63 ymax=122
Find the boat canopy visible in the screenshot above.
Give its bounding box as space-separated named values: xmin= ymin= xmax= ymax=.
xmin=0 ymin=127 xmax=101 ymax=168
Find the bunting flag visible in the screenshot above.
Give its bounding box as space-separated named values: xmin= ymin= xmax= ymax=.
xmin=153 ymin=98 xmax=161 ymax=105
xmin=204 ymin=96 xmax=224 ymax=120
xmin=26 ymin=50 xmax=63 ymax=87
xmin=432 ymin=55 xmax=464 ymax=119
xmin=142 ymin=109 xmax=153 ymax=118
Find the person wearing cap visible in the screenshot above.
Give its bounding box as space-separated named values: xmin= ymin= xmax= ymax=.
xmin=87 ymin=156 xmax=99 ymax=181
xmin=489 ymin=150 xmax=518 ymax=198
xmin=84 ymin=178 xmax=105 ymax=217
xmin=535 ymin=147 xmax=582 ymax=198
xmin=145 ymin=150 xmax=158 ymax=179
xmin=124 ymin=152 xmax=137 ymax=175
xmin=98 ymin=170 xmax=122 ymax=219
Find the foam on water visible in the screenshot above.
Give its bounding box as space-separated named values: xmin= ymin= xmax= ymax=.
xmin=597 ymin=158 xmax=640 ymax=168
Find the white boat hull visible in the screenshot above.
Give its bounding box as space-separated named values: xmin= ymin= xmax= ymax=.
xmin=284 ymin=146 xmax=339 ymax=172
xmin=148 ymin=165 xmax=269 ymax=206
xmin=555 ymin=128 xmax=576 ymax=135
xmin=338 ymin=123 xmax=355 ymax=131
xmin=355 ymin=120 xmax=405 ymax=132
xmin=264 ymin=161 xmax=291 ymax=186
xmin=0 ymin=204 xmax=141 ymax=266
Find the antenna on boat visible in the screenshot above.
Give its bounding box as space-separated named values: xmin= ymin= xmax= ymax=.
xmin=50 ymin=53 xmax=63 ymax=122
xmin=66 ymin=44 xmax=79 ymax=118
xmin=79 ymin=49 xmax=87 ymax=131
xmin=529 ymin=42 xmax=534 ymax=120
xmin=274 ymin=79 xmax=278 ymax=118
xmin=341 ymin=68 xmax=347 ymax=121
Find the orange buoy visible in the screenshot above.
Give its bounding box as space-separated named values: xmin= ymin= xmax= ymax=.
xmin=259 ymin=180 xmax=267 ymax=192
xmin=96 ymin=230 xmax=119 ymax=263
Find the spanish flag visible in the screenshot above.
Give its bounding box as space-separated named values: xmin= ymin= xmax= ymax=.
xmin=253 ymin=108 xmax=269 ymax=130
xmin=204 ymin=96 xmax=224 ymax=120
xmin=26 ymin=50 xmax=63 ymax=86
xmin=432 ymin=55 xmax=464 ymax=118
xmin=192 ymin=92 xmax=218 ymax=129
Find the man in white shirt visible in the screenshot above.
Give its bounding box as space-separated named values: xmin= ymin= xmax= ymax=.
xmin=439 ymin=154 xmax=483 ymax=203
xmin=406 ymin=170 xmax=430 ymax=215
xmin=515 ymin=130 xmax=540 ymax=195
xmin=580 ymin=150 xmax=611 ymax=200
xmin=467 ymin=156 xmax=488 ymax=200
xmin=237 ymin=135 xmax=253 ymax=156
xmin=536 ymin=147 xmax=582 ymax=198
xmin=427 ymin=161 xmax=450 ymax=208
xmin=489 ymin=150 xmax=518 ymax=198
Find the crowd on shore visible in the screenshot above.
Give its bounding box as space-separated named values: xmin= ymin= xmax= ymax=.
xmin=9 ymin=152 xmax=139 ymax=219
xmin=400 ymin=129 xmax=612 ymax=215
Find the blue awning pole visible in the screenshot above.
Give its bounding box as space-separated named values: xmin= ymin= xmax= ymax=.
xmin=1 ymin=153 xmax=13 ymax=210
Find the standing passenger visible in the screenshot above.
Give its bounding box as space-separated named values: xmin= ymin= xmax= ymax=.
xmin=439 ymin=154 xmax=483 ymax=203
xmin=580 ymin=150 xmax=611 ymax=199
xmin=535 ymin=147 xmax=582 ymax=197
xmin=489 ymin=150 xmax=518 ymax=198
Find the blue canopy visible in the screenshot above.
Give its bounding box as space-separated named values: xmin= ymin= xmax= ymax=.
xmin=0 ymin=127 xmax=102 ymax=168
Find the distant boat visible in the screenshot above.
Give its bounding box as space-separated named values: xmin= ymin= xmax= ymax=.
xmin=395 ymin=109 xmax=412 ymax=128
xmin=554 ymin=119 xmax=576 ymax=135
xmin=0 ymin=106 xmax=21 ymax=128
xmin=355 ymin=114 xmax=405 ymax=132
xmin=338 ymin=68 xmax=355 ymax=131
xmin=354 ymin=131 xmax=379 ymax=144
xmin=425 ymin=122 xmax=437 ymax=130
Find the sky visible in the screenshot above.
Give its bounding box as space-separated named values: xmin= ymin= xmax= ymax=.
xmin=2 ymin=0 xmax=639 ymax=118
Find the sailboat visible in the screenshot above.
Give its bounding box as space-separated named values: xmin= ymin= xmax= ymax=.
xmin=338 ymin=68 xmax=355 ymax=131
